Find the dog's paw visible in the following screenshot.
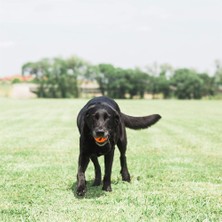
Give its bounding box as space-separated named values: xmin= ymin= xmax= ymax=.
xmin=121 ymin=171 xmax=131 ymax=182
xmin=102 ymin=184 xmax=112 ymax=192
xmin=76 ymin=185 xmax=86 ymax=196
xmin=92 ymin=179 xmax=101 ymax=186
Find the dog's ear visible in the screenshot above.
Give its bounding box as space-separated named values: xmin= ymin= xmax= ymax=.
xmin=85 ymin=105 xmax=96 ymax=119
xmin=85 ymin=111 xmax=90 ymax=119
xmin=115 ymin=114 xmax=120 ymax=125
xmin=101 ymin=102 xmax=120 ymax=126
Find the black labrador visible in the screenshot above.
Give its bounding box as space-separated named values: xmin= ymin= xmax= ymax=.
xmin=76 ymin=96 xmax=161 ymax=196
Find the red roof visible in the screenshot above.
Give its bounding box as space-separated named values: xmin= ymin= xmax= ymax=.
xmin=0 ymin=74 xmax=34 ymax=82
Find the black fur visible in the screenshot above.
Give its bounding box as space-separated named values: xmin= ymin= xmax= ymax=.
xmin=76 ymin=96 xmax=161 ymax=196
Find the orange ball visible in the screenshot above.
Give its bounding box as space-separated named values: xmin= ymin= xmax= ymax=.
xmin=94 ymin=137 xmax=108 ymax=143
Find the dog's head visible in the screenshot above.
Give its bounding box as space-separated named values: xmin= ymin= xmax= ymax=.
xmin=84 ymin=103 xmax=119 ymax=146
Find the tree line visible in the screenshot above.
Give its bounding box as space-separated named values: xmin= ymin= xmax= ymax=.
xmin=22 ymin=56 xmax=222 ymax=99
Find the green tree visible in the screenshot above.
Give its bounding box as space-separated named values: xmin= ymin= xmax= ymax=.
xmin=22 ymin=56 xmax=88 ymax=98
xmin=199 ymin=73 xmax=215 ymax=97
xmin=146 ymin=63 xmax=173 ymax=99
xmin=96 ymin=65 xmax=149 ymax=99
xmin=171 ymin=69 xmax=204 ymax=99
xmin=96 ymin=64 xmax=115 ymax=96
xmin=148 ymin=72 xmax=171 ymax=99
xmin=111 ymin=68 xmax=130 ymax=99
xmin=127 ymin=69 xmax=149 ymax=99
xmin=96 ymin=64 xmax=128 ymax=98
xmin=214 ymin=60 xmax=222 ymax=94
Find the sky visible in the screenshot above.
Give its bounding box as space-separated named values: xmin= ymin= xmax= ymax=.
xmin=0 ymin=0 xmax=222 ymax=76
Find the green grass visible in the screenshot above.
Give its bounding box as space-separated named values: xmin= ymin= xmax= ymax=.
xmin=0 ymin=98 xmax=222 ymax=222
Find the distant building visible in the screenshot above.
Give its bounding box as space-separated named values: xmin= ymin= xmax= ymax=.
xmin=0 ymin=74 xmax=34 ymax=82
xmin=0 ymin=74 xmax=36 ymax=98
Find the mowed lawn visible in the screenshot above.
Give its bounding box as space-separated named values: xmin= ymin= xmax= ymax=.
xmin=0 ymin=98 xmax=221 ymax=222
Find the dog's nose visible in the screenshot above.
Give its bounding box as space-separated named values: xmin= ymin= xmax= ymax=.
xmin=95 ymin=130 xmax=105 ymax=137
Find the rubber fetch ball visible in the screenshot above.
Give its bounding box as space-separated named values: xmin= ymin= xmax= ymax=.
xmin=94 ymin=137 xmax=108 ymax=143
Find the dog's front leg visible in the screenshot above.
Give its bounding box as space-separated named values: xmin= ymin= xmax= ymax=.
xmin=91 ymin=155 xmax=102 ymax=186
xmin=102 ymin=149 xmax=114 ymax=192
xmin=76 ymin=154 xmax=89 ymax=196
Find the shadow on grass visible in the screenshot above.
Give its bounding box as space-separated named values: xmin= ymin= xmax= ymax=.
xmin=71 ymin=180 xmax=106 ymax=199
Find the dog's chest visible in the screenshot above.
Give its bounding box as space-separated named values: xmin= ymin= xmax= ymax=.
xmin=92 ymin=145 xmax=112 ymax=157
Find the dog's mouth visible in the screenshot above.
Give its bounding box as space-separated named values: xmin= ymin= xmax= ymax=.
xmin=94 ymin=136 xmax=108 ymax=146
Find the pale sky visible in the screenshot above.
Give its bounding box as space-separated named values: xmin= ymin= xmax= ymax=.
xmin=0 ymin=0 xmax=222 ymax=76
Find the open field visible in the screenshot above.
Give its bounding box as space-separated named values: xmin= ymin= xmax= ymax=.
xmin=0 ymin=98 xmax=222 ymax=221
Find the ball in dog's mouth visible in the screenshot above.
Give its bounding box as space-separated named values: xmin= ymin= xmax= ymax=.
xmin=94 ymin=136 xmax=108 ymax=146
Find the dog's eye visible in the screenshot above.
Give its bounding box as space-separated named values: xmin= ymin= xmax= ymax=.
xmin=104 ymin=113 xmax=108 ymax=120
xmin=94 ymin=113 xmax=99 ymax=120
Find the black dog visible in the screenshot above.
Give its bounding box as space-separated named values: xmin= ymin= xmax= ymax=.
xmin=76 ymin=96 xmax=161 ymax=196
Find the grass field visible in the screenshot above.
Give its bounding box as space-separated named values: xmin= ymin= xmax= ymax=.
xmin=0 ymin=98 xmax=222 ymax=222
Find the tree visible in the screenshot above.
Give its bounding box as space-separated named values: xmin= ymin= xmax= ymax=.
xmin=214 ymin=60 xmax=222 ymax=93
xmin=96 ymin=64 xmax=115 ymax=97
xmin=96 ymin=64 xmax=129 ymax=98
xmin=96 ymin=65 xmax=149 ymax=99
xmin=199 ymin=73 xmax=215 ymax=97
xmin=111 ymin=68 xmax=131 ymax=99
xmin=146 ymin=63 xmax=173 ymax=99
xmin=127 ymin=69 xmax=149 ymax=99
xmin=22 ymin=56 xmax=88 ymax=98
xmin=171 ymin=69 xmax=204 ymax=99
xmin=22 ymin=56 xmax=218 ymax=99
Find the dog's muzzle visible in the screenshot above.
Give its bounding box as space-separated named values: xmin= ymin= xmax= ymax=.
xmin=93 ymin=130 xmax=109 ymax=146
xmin=94 ymin=136 xmax=109 ymax=146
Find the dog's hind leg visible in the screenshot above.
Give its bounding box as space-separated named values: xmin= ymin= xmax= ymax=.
xmin=90 ymin=155 xmax=101 ymax=186
xmin=117 ymin=133 xmax=131 ymax=182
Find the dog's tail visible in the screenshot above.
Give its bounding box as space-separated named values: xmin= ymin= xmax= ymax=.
xmin=121 ymin=113 xmax=161 ymax=130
